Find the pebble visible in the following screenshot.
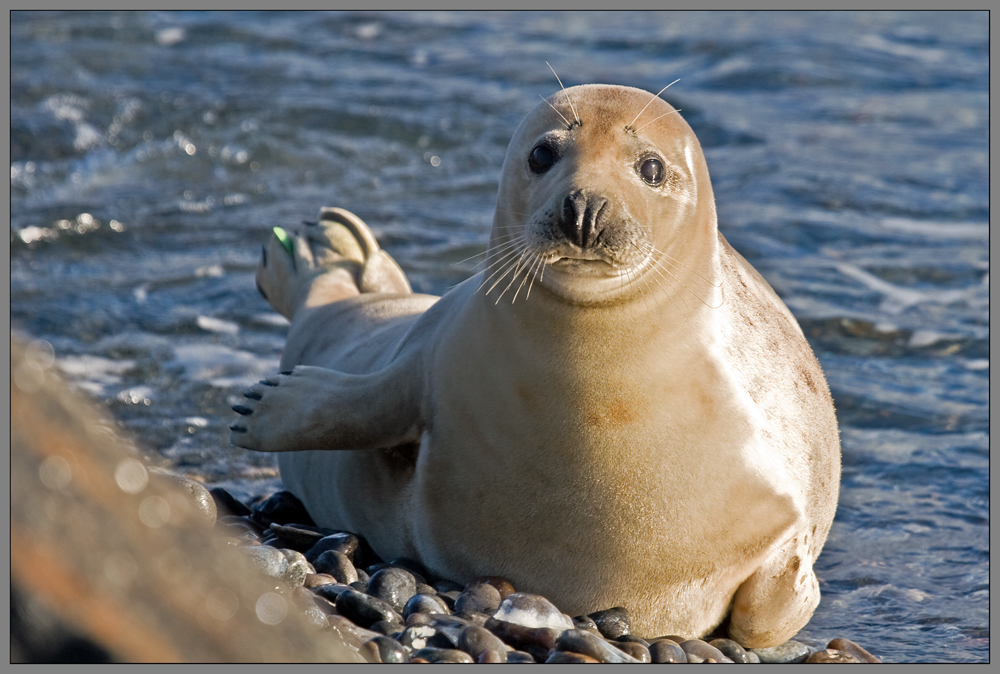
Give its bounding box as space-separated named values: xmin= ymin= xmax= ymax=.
xmin=209 ymin=486 xmax=252 ymax=517
xmin=458 ymin=624 xmax=509 ymax=663
xmin=555 ymin=628 xmax=642 ymax=664
xmin=278 ymin=548 xmax=314 ymax=587
xmin=454 ymin=582 xmax=502 ymax=615
xmin=268 ymin=522 xmax=337 ymax=552
xmin=241 ymin=544 xmax=287 ymax=578
xmin=545 ymin=651 xmax=601 ymax=663
xmin=614 ymin=639 xmax=652 ymax=662
xmin=468 ymin=575 xmax=516 ymax=600
xmin=483 ymin=618 xmax=559 ymax=662
xmin=223 ymin=488 xmax=882 ymax=667
xmin=807 ymin=648 xmax=862 ymax=663
xmin=149 ymin=469 xmax=217 ymax=526
xmin=827 ymin=637 xmax=881 ymax=663
xmin=362 ymin=635 xmax=409 ymax=663
xmin=649 ymin=639 xmax=687 ymax=664
xmin=506 ymin=650 xmax=536 ymax=663
xmin=367 ymin=567 xmax=417 ymax=613
xmin=588 ymin=606 xmax=631 ymax=639
xmin=410 ymin=647 xmax=474 ymax=663
xmin=403 ymin=592 xmax=450 ymax=619
xmin=303 ymin=573 xmax=337 ymax=589
xmin=305 ymin=533 xmax=359 ymax=565
xmin=492 ymin=592 xmax=574 ymax=631
xmin=710 ymin=637 xmax=753 ymax=663
xmin=399 ymin=624 xmax=447 ymax=651
xmin=250 ymin=490 xmax=314 ymax=527
xmin=312 ymin=583 xmax=352 ymax=603
xmin=312 ymin=550 xmax=358 ymax=585
xmin=750 ymin=639 xmax=811 ymax=664
xmin=334 ymin=588 xmax=399 ymax=629
xmin=680 ymin=639 xmax=733 ymax=663
xmin=325 ymin=614 xmax=381 ymax=650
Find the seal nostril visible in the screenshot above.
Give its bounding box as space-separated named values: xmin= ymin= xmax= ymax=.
xmin=558 ymin=190 xmax=607 ymax=249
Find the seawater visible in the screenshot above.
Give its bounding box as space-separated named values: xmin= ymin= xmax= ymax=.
xmin=10 ymin=11 xmax=988 ymax=662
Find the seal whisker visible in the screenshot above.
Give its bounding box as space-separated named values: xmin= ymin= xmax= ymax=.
xmin=477 ymin=243 xmax=529 ymax=295
xmin=512 ymin=250 xmax=540 ymax=304
xmin=482 ymin=244 xmax=531 ymax=297
xmin=539 ymin=94 xmax=572 ymax=129
xmin=650 ymin=244 xmax=722 ymax=289
xmin=546 ymin=61 xmax=580 ymax=125
xmin=633 ymin=108 xmax=682 ymax=133
xmin=524 ymin=252 xmax=545 ymax=301
xmin=494 ymin=249 xmax=531 ymax=304
xmin=627 ymin=79 xmax=680 ymax=130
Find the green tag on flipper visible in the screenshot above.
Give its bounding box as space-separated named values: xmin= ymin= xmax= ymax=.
xmin=272 ymin=226 xmax=294 ymax=256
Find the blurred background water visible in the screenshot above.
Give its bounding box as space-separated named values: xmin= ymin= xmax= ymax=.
xmin=10 ymin=11 xmax=988 ymax=663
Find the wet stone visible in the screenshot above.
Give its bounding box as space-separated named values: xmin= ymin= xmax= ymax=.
xmin=483 ymin=618 xmax=559 ymax=663
xmin=468 ymin=575 xmax=516 ymax=600
xmin=389 ymin=557 xmax=428 ymax=584
xmin=334 ymin=588 xmax=399 ymax=629
xmin=350 ymin=580 xmax=368 ymax=593
xmin=454 ymin=582 xmax=502 ymax=616
xmin=614 ymin=640 xmax=651 ymax=663
xmin=587 ymin=606 xmax=631 ymax=639
xmin=310 ymin=593 xmax=339 ymax=616
xmin=428 ymin=615 xmax=472 ymax=648
xmin=492 ymin=592 xmax=574 ymax=631
xmin=453 ymin=610 xmax=489 ymax=626
xmin=680 ymin=639 xmax=732 ymax=664
xmin=369 ymin=619 xmax=404 ymax=637
xmin=250 ymin=490 xmax=314 ymax=527
xmin=403 ymin=592 xmax=450 ymax=618
xmin=807 ymin=648 xmax=862 ymax=663
xmin=312 ymin=550 xmax=358 ymax=585
xmin=410 ymin=647 xmax=474 ymax=664
xmin=149 ymin=469 xmax=217 ymax=526
xmin=649 ymin=639 xmax=686 ymax=664
xmin=572 ymin=615 xmax=603 ymax=635
xmin=312 ymin=583 xmax=352 ymax=603
xmin=478 ymin=650 xmax=504 ymax=663
xmin=710 ymin=637 xmax=752 ymax=663
xmin=242 ymin=544 xmax=288 ymax=579
xmin=209 ymin=486 xmax=252 ymax=517
xmin=555 ymin=628 xmax=641 ymax=664
xmin=268 ymin=522 xmax=338 ymax=552
xmin=458 ymin=624 xmax=509 ymax=663
xmin=405 ymin=612 xmax=435 ymax=628
xmin=367 ymin=567 xmax=417 ymax=613
xmin=362 ymin=635 xmax=409 ymax=663
xmin=506 ymin=650 xmax=536 ymax=663
xmin=827 ymin=637 xmax=880 ymax=663
xmin=305 ymin=533 xmax=359 ymax=565
xmin=750 ymin=639 xmax=811 ymax=664
xmin=546 ymin=651 xmax=601 ymax=663
xmin=325 ymin=614 xmax=381 ymax=650
xmin=303 ymin=573 xmax=337 ymax=589
xmin=279 ymin=548 xmax=314 ymax=587
xmin=399 ymin=624 xmax=453 ymax=651
xmin=436 ymin=589 xmax=460 ymax=611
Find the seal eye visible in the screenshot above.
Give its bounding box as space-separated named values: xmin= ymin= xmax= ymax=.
xmin=639 ymin=157 xmax=664 ymax=186
xmin=528 ymin=143 xmax=558 ymax=174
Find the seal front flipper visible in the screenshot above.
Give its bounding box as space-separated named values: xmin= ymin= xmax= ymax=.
xmin=230 ymin=359 xmax=423 ymax=453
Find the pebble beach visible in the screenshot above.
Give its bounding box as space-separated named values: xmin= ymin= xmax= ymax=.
xmin=209 ymin=485 xmax=881 ymax=664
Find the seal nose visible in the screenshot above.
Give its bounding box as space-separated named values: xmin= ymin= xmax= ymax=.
xmin=558 ymin=190 xmax=608 ymax=249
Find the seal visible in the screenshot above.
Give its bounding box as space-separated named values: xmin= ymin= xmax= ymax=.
xmin=230 ymin=84 xmax=841 ymax=647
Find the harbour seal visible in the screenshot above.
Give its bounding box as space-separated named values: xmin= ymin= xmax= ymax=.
xmin=230 ymin=84 xmax=841 ymax=646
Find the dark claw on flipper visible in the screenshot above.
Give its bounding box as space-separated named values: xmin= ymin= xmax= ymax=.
xmin=279 ymin=370 xmax=292 ymax=375
xmin=259 ymin=379 xmax=279 ymax=387
xmin=230 ymin=424 xmax=247 ymax=433
xmin=232 ymin=405 xmax=253 ymax=416
xmin=243 ymin=389 xmax=262 ymax=400
xmin=256 ymin=281 xmax=268 ymax=301
xmin=303 ymin=220 xmax=317 ymax=227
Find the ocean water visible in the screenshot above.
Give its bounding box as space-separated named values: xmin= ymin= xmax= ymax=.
xmin=10 ymin=11 xmax=988 ymax=662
